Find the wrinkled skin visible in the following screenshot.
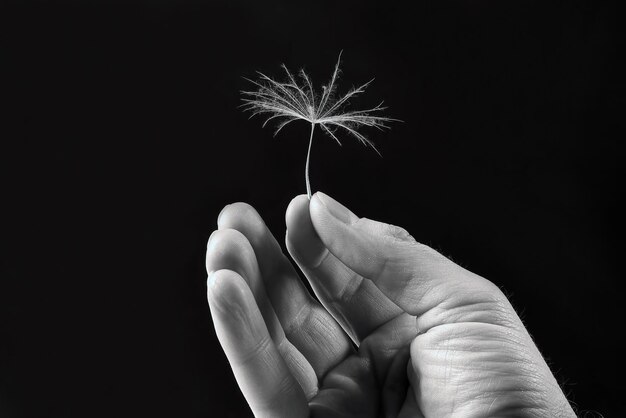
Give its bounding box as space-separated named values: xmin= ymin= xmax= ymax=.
xmin=206 ymin=193 xmax=575 ymax=417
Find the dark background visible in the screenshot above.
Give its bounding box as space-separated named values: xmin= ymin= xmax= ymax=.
xmin=1 ymin=0 xmax=623 ymax=416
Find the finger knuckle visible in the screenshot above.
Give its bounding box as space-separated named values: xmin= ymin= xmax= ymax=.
xmin=236 ymin=334 xmax=273 ymax=368
xmin=362 ymin=218 xmax=415 ymax=244
xmin=336 ymin=272 xmax=365 ymax=305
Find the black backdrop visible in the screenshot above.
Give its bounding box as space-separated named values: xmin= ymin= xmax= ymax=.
xmin=1 ymin=1 xmax=623 ymax=417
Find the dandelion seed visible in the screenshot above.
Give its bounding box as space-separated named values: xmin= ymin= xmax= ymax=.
xmin=241 ymin=52 xmax=398 ymax=199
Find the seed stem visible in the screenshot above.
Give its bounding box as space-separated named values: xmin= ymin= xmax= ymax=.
xmin=305 ymin=123 xmax=315 ymax=199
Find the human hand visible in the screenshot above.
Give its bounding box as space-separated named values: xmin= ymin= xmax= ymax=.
xmin=206 ymin=192 xmax=575 ymax=417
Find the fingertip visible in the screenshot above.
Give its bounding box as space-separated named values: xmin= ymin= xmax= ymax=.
xmin=309 ymin=192 xmax=323 ymax=215
xmin=205 ymin=228 xmax=256 ymax=279
xmin=217 ymin=204 xmax=230 ymax=227
xmin=285 ymin=195 xmax=328 ymax=268
xmin=285 ymin=194 xmax=311 ymax=232
xmin=308 ymin=192 xmax=352 ymax=254
xmin=312 ymin=192 xmax=357 ymax=225
xmin=207 ymin=269 xmax=247 ymax=306
xmin=206 ymin=229 xmax=218 ymax=251
xmin=217 ymin=201 xmax=264 ymax=232
xmin=308 ymin=193 xmax=326 ymax=231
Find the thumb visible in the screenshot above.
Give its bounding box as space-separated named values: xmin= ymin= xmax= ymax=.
xmin=309 ymin=192 xmax=469 ymax=316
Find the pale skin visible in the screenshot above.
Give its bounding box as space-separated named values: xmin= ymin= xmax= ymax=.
xmin=206 ymin=192 xmax=576 ymax=417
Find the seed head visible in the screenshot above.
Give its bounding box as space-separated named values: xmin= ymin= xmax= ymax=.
xmin=240 ymin=51 xmax=398 ymax=154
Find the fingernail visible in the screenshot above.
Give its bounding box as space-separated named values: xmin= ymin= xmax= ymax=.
xmin=315 ymin=192 xmax=353 ymax=224
xmin=217 ymin=204 xmax=230 ymax=227
xmin=207 ymin=271 xmax=216 ymax=288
